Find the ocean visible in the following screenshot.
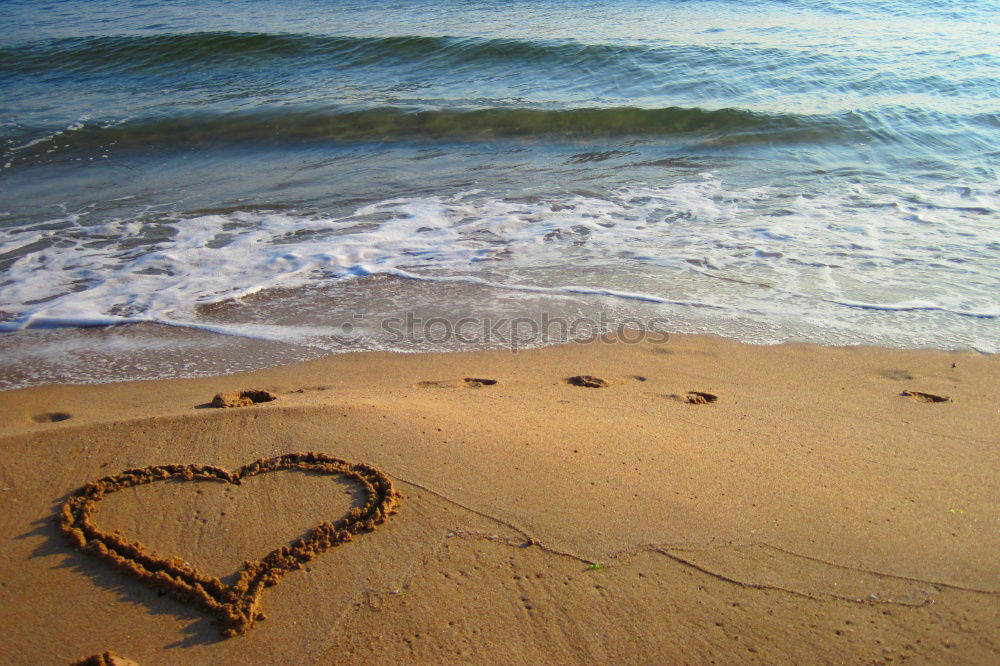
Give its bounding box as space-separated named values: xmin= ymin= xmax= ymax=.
xmin=1 ymin=0 xmax=997 ymax=388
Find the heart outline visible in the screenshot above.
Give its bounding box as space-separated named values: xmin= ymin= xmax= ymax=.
xmin=59 ymin=452 xmax=401 ymax=636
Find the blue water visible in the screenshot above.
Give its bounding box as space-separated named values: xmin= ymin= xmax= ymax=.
xmin=0 ymin=0 xmax=998 ymax=385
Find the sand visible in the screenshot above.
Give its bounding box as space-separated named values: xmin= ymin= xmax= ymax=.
xmin=0 ymin=334 xmax=997 ymax=664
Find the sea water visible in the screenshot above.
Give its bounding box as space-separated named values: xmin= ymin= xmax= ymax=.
xmin=1 ymin=0 xmax=997 ymax=387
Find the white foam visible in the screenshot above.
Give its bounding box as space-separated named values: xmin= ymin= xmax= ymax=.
xmin=4 ymin=117 xmax=91 ymax=156
xmin=1 ymin=175 xmax=997 ymax=351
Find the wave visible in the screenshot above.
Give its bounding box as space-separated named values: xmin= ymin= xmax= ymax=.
xmin=5 ymin=31 xmax=995 ymax=98
xmin=2 ymin=106 xmax=848 ymax=158
xmin=0 ymin=32 xmax=742 ymax=75
xmin=5 ymin=30 xmax=995 ymax=88
xmin=3 ymin=181 xmax=996 ymax=355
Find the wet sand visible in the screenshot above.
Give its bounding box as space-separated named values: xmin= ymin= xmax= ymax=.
xmin=0 ymin=334 xmax=997 ymax=664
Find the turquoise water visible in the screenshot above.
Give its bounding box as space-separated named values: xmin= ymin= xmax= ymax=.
xmin=0 ymin=0 xmax=998 ymax=385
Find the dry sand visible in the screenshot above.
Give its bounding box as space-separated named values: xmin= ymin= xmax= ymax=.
xmin=0 ymin=334 xmax=997 ymax=664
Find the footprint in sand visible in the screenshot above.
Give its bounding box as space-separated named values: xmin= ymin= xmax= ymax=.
xmin=32 ymin=411 xmax=72 ymax=423
xmin=878 ymin=369 xmax=915 ymax=381
xmin=900 ymin=390 xmax=950 ymax=403
xmin=652 ymin=391 xmax=719 ymax=404
xmin=415 ymin=377 xmax=499 ymax=389
xmin=566 ymin=375 xmax=609 ymax=388
xmin=208 ymin=389 xmax=278 ymax=408
xmin=72 ymin=652 xmax=138 ymax=666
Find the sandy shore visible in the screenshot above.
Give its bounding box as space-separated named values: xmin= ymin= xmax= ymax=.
xmin=0 ymin=334 xmax=997 ymax=664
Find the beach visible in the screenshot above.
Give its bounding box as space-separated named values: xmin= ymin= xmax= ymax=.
xmin=1 ymin=334 xmax=997 ymax=663
xmin=2 ymin=0 xmax=999 ymax=662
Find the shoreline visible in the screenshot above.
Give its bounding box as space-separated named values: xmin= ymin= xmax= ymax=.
xmin=0 ymin=319 xmax=995 ymax=394
xmin=1 ymin=334 xmax=997 ymax=663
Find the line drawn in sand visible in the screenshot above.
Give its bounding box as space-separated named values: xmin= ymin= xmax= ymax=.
xmin=59 ymin=452 xmax=400 ymax=636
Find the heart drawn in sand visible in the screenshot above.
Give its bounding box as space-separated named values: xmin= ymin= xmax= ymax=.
xmin=59 ymin=452 xmax=400 ymax=636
